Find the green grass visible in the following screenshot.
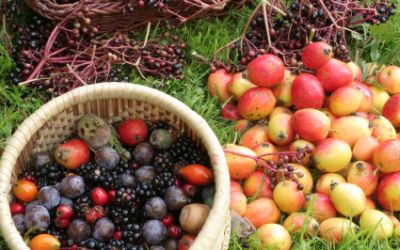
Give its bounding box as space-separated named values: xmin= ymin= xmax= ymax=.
xmin=1 ymin=2 xmax=400 ymax=250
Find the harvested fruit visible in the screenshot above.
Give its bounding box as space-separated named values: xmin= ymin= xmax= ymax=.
xmin=90 ymin=187 xmax=108 ymax=206
xmin=142 ymin=220 xmax=168 ymax=246
xmin=29 ymin=234 xmax=60 ymax=250
xmin=346 ymin=161 xmax=378 ymax=196
xmin=383 ymin=94 xmax=400 ymax=128
xmin=10 ymin=202 xmax=25 ymax=215
xmin=377 ymin=65 xmax=400 ymax=94
xmin=178 ymin=164 xmax=213 ymax=186
xmin=221 ymin=103 xmax=242 ymax=121
xmin=224 ymin=144 xmax=257 ymax=180
xmin=117 ymin=119 xmax=148 ymax=146
xmin=360 ymin=209 xmax=394 ymax=240
xmin=273 ymin=181 xmax=304 ymax=213
xmin=230 ymin=191 xmax=247 ymax=216
xmin=55 ymin=205 xmax=73 ymax=219
xmin=255 ymin=224 xmax=291 ymax=250
xmin=377 ymin=173 xmax=400 ymax=211
xmin=60 ymin=175 xmax=85 ymax=198
xmin=207 ymin=69 xmax=232 ymax=102
xmin=313 ymin=138 xmax=352 ymax=172
xmin=239 ymin=124 xmax=269 ymax=149
xmin=228 ymin=72 xmax=256 ymax=99
xmin=373 ymin=139 xmax=400 ymax=173
xmin=243 ymin=171 xmax=272 ymax=199
xmin=38 ymin=186 xmax=61 ymax=210
xmin=244 ymin=198 xmax=281 ymax=228
xmin=179 ymin=203 xmax=210 ymax=234
xmin=237 ymin=87 xmax=276 ymax=120
xmin=291 ymin=73 xmax=324 ymax=109
xmin=267 ymin=113 xmax=294 ymax=146
xmin=24 ymin=205 xmax=50 ymax=231
xmin=319 ymin=218 xmax=357 ymax=243
xmin=329 ymin=116 xmax=371 ymax=148
xmin=301 ymin=42 xmax=333 ymax=69
xmin=291 ymin=109 xmax=330 ymax=142
xmin=330 ymin=183 xmax=366 ymax=217
xmin=304 ymin=193 xmax=337 ymax=222
xmin=316 ymin=58 xmax=353 ymax=92
xmin=329 ymin=86 xmax=363 ymax=116
xmin=316 ymin=173 xmax=346 ymax=196
xmin=247 ymin=54 xmax=285 ymax=87
xmin=54 ymin=139 xmax=90 ymax=170
xmin=283 ymin=212 xmax=319 ymax=236
xmin=95 ymin=147 xmax=120 ymax=170
xmin=13 ymin=180 xmax=38 ymax=202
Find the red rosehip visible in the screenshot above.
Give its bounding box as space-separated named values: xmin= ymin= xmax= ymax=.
xmin=90 ymin=187 xmax=108 ymax=206
xmin=168 ymin=225 xmax=182 ymax=239
xmin=55 ymin=217 xmax=70 ymax=228
xmin=161 ymin=213 xmax=174 ymax=227
xmin=56 ymin=205 xmax=73 ymax=219
xmin=10 ymin=202 xmax=25 ymax=215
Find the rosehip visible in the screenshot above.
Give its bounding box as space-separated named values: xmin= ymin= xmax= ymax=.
xmin=55 ymin=217 xmax=70 ymax=228
xmin=90 ymin=187 xmax=108 ymax=206
xmin=56 ymin=205 xmax=73 ymax=219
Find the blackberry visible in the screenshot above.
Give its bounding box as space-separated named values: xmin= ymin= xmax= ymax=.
xmin=76 ymin=162 xmax=119 ymax=190
xmin=115 ymin=188 xmax=137 ymax=207
xmin=121 ymin=223 xmax=141 ymax=244
xmin=153 ymin=171 xmax=175 ymax=195
xmin=74 ymin=195 xmax=91 ymax=218
xmin=109 ymin=206 xmax=138 ymax=227
xmin=168 ymin=136 xmax=210 ymax=166
xmin=148 ymin=120 xmax=171 ymax=133
xmin=113 ymin=161 xmax=134 ymax=175
xmin=79 ymin=238 xmax=105 ymax=249
xmin=44 ymin=226 xmax=66 ymax=242
xmin=33 ymin=163 xmax=64 ymax=188
xmin=135 ymin=183 xmax=157 ymax=201
xmin=153 ymin=151 xmax=174 ymax=172
xmin=103 ymin=240 xmax=144 ymax=250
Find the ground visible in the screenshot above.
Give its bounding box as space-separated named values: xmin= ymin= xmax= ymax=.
xmin=0 ymin=2 xmax=400 ymax=250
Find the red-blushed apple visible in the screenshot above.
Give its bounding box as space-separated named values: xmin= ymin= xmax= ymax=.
xmin=316 ymin=58 xmax=353 ymax=92
xmin=301 ymin=42 xmax=333 ymax=69
xmin=383 ymin=94 xmax=400 ymax=128
xmin=239 ymin=124 xmax=269 ymax=149
xmin=316 ymin=173 xmax=346 ymax=195
xmin=247 ymin=54 xmax=285 ymax=87
xmin=207 ymin=69 xmax=232 ymax=102
xmin=360 ymin=209 xmax=394 ymax=240
xmin=253 ymin=142 xmax=279 ymax=163
xmin=383 ymin=211 xmax=400 ymax=227
xmin=366 ymin=197 xmax=376 ymax=210
xmin=289 ymin=140 xmax=314 ymax=166
xmin=273 ymin=69 xmax=296 ymax=107
xmin=370 ymin=85 xmax=390 ymax=114
xmin=267 ymin=113 xmax=294 ymax=146
xmin=230 ymin=191 xmax=247 ymax=216
xmin=330 ymin=183 xmax=366 ymax=217
xmin=313 ymin=138 xmax=352 ymax=172
xmin=369 ymin=115 xmax=397 ymax=142
xmin=244 ymin=198 xmax=281 ymax=228
xmin=304 ymin=193 xmax=337 ymax=222
xmin=228 ymin=72 xmax=256 ymax=99
xmin=256 ymin=224 xmax=291 ymax=250
xmin=373 ymin=139 xmax=400 ymax=173
xmin=237 ymin=87 xmax=276 ymax=120
xmin=283 ymin=212 xmax=319 ymax=236
xmin=273 ymin=180 xmax=305 ymax=213
xmin=291 ymin=109 xmax=331 ymax=142
xmin=320 ymin=108 xmax=339 ymax=124
xmin=329 ymin=86 xmax=363 ymax=116
xmin=377 ymin=65 xmax=400 ymax=94
xmin=347 ymin=61 xmax=363 ymax=82
xmin=224 ymin=144 xmax=257 ymax=180
xmin=234 ymin=119 xmax=253 ymax=134
xmin=329 ymin=116 xmax=371 ymax=147
xmin=352 ymin=136 xmax=379 ymax=162
xmin=320 ymin=218 xmax=357 ymax=243
xmin=351 ymin=82 xmax=373 ymax=112
xmin=269 ymin=106 xmax=293 ymax=119
xmin=346 ymin=161 xmax=378 ymax=196
xmin=220 ymin=103 xmax=242 ymax=121
xmin=243 ymin=170 xmax=273 ymax=199
xmin=377 ymin=172 xmax=400 ymax=211
xmin=291 ymin=73 xmax=325 ymax=109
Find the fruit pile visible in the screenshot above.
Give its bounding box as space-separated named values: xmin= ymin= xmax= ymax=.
xmin=208 ymin=42 xmax=400 ymax=248
xmin=10 ymin=114 xmax=214 ymax=250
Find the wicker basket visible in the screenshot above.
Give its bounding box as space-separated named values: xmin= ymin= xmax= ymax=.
xmin=0 ymin=82 xmax=230 ymax=250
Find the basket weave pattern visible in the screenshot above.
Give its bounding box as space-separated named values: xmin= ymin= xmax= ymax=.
xmin=0 ymin=83 xmax=230 ymax=250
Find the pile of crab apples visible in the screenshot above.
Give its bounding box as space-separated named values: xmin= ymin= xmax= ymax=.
xmin=208 ymin=42 xmax=400 ymax=249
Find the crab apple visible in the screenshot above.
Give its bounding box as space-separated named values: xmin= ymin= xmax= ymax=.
xmin=224 ymin=144 xmax=257 ymax=180
xmin=316 ymin=58 xmax=353 ymax=92
xmin=352 ymin=136 xmax=379 ymax=162
xmin=270 ymin=106 xmax=293 ymax=119
xmin=220 ymin=103 xmax=242 ymax=121
xmin=253 ymin=142 xmax=278 ymax=163
xmin=230 ymin=180 xmax=243 ymax=193
xmin=329 ymin=86 xmax=363 ymax=116
xmin=301 ymin=42 xmax=333 ymax=69
xmin=283 ymin=212 xmax=319 ymax=236
xmin=360 ymin=209 xmax=394 ymax=240
xmin=316 ymin=173 xmax=346 ymax=195
xmin=290 ymin=164 xmax=313 ymax=194
xmin=267 ymin=113 xmax=294 ymax=146
xmin=377 ymin=65 xmax=400 ymax=94
xmin=256 ymin=224 xmax=291 ymax=250
xmin=351 ymin=83 xmax=373 ymax=112
xmin=54 ymin=139 xmax=90 ymax=170
xmin=239 ymin=124 xmax=269 ymax=149
xmin=369 ymin=115 xmax=397 ymax=142
xmin=319 ymin=218 xmax=357 ymax=243
xmin=373 ymin=139 xmax=400 ymax=173
xmin=247 ymin=54 xmax=285 ymax=87
xmin=366 ymin=198 xmax=376 ymax=210
xmin=243 ymin=171 xmax=272 ymax=199
xmin=377 ymin=173 xmax=400 ymax=211
xmin=273 ymin=181 xmax=304 ymax=213
xmin=207 ymin=69 xmax=232 ymax=102
xmin=243 ymin=198 xmax=281 ymax=228
xmin=313 ymin=138 xmax=352 ymax=173
xmin=228 ymin=72 xmax=256 ymax=99
xmin=329 ymin=116 xmax=371 ymax=148
xmin=304 ymin=193 xmax=336 ymax=222
xmin=273 ymin=70 xmax=296 ymax=107
xmin=289 ymin=140 xmax=314 ymax=166
xmin=238 ymin=87 xmax=276 ymax=120
xmin=383 ymin=211 xmax=399 ymax=227
xmin=347 ymin=62 xmax=363 ymax=82
xmin=291 ymin=73 xmax=325 ymax=109
xmin=330 ymin=183 xmax=366 ymax=217
xmin=291 ymin=109 xmax=331 ymax=142
xmin=383 ymin=94 xmax=400 ymax=128
xmin=370 ymin=86 xmax=390 ymax=114
xmin=346 ymin=161 xmax=378 ymax=196
xmin=234 ymin=119 xmax=253 ymax=134
xmin=320 ymin=108 xmax=338 ymax=124
xmin=230 ymin=191 xmax=247 ymax=216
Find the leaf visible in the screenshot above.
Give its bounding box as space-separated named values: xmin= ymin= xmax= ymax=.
xmin=370 ymin=46 xmax=380 ymax=62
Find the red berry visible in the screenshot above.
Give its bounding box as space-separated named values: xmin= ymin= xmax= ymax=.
xmin=56 ymin=205 xmax=73 ymax=219
xmin=90 ymin=187 xmax=108 ymax=206
xmin=55 ymin=217 xmax=70 ymax=228
xmin=113 ymin=230 xmax=122 ymax=240
xmin=182 ymin=184 xmax=197 ymax=197
xmin=220 ymin=103 xmax=242 ymax=121
xmin=161 ymin=213 xmax=174 ymax=226
xmin=117 ymin=119 xmax=148 ymax=146
xmin=10 ymin=202 xmax=25 ymax=215
xmin=302 ymin=42 xmax=333 ymax=69
xmin=107 ymin=190 xmax=117 ymax=204
xmin=168 ymin=225 xmax=182 ymax=239
xmin=178 ymin=164 xmax=213 ymax=186
xmin=175 ymin=179 xmax=182 ymax=187
xmin=54 ymin=139 xmax=90 ymax=170
xmin=85 ymin=208 xmax=97 ymax=223
xmin=93 ymin=205 xmax=105 ymax=219
xmin=178 ymin=234 xmax=196 ymax=250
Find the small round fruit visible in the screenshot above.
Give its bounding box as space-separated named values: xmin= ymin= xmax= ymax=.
xmin=377 ymin=173 xmax=400 ymax=211
xmin=377 ymin=65 xmax=400 ymax=94
xmin=228 ymin=72 xmax=257 ymax=99
xmin=224 ymin=144 xmax=257 ymax=180
xmin=135 ymin=165 xmax=156 ymax=183
xmin=304 ymin=193 xmax=336 ymax=222
xmin=13 ymin=180 xmax=38 ymax=202
xmin=289 ymin=140 xmax=314 ymax=166
xmin=142 ymin=220 xmax=168 ymax=246
xmin=95 ymin=147 xmax=119 ymax=170
xmin=29 ymin=234 xmax=60 ymax=250
xmin=164 ymin=186 xmax=188 ymax=211
xmin=67 ymin=219 xmax=91 ymax=243
xmin=56 ymin=204 xmax=73 ymax=219
xmin=329 ymin=116 xmax=371 ymax=148
xmin=360 ymin=209 xmax=393 ymax=240
xmin=346 ymin=161 xmax=378 ymax=196
xmin=179 ymin=203 xmax=210 ymax=234
xmin=247 ymin=54 xmax=285 ymax=87
xmin=290 ymin=164 xmax=313 ymax=194
xmin=10 ymin=202 xmax=25 ymax=216
xmin=145 ymin=197 xmax=168 ymax=219
xmin=292 ymin=109 xmax=330 ymax=142
xmin=118 ymin=119 xmax=148 ymax=146
xmin=38 ymin=186 xmax=61 ymax=210
xmin=118 ymin=173 xmax=136 ymax=188
xmin=230 ymin=191 xmax=247 ymax=216
xmin=208 ymin=69 xmax=232 ymax=102
xmin=273 ymin=70 xmax=296 ymax=107
xmin=239 ymin=124 xmax=269 ymax=149
xmin=244 ymin=198 xmax=281 ymax=228
xmin=60 ymin=175 xmax=85 ymax=198
xmin=93 ymin=218 xmax=115 ymax=242
xmin=352 ymin=82 xmax=373 ymax=112
xmin=370 ymin=115 xmax=397 ymax=142
xmin=373 ymin=139 xmax=400 ymax=173
xmin=370 ymin=86 xmax=390 ymax=114
xmin=291 ymin=73 xmax=324 ymax=109
xmin=221 ymin=103 xmax=242 ymax=121
xmin=24 ymin=205 xmax=50 ymax=232
xmin=347 ymin=62 xmax=362 ymax=81
xmin=243 ymin=170 xmax=272 ymax=199
xmin=352 ymin=136 xmax=379 ymax=161
xmin=273 ymin=181 xmax=304 ymax=213
xmin=330 ymin=183 xmax=366 ymax=217
xmin=178 ymin=235 xmax=195 ymax=250
xmin=301 ymin=42 xmax=333 ymax=69
xmin=178 ymin=164 xmax=213 ymax=186
xmin=90 ymin=187 xmax=108 ymax=206
xmin=267 ymin=113 xmax=294 ymax=146
xmin=316 ymin=58 xmax=353 ymax=92
xmin=329 ymin=86 xmax=363 ymax=116
xmin=253 ymin=142 xmax=278 ymax=163
xmin=238 ymin=87 xmax=276 ymax=120
xmin=319 ymin=218 xmax=357 ymax=243
xmin=313 ymin=138 xmax=352 ymax=173
xmin=283 ymin=212 xmax=319 ymax=236
xmin=53 ymin=139 xmax=90 ymax=170
xmin=150 ymin=129 xmax=174 ymax=149
xmin=133 ymin=142 xmax=155 ymax=165
xmin=255 ymin=224 xmax=291 ymax=250
xmin=316 ymin=173 xmax=346 ymax=195
xmin=383 ymin=94 xmax=400 ymax=128
xmin=13 ymin=214 xmax=26 ymax=234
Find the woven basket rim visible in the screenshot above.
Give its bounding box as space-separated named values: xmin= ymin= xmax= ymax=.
xmin=0 ymin=82 xmax=230 ymax=250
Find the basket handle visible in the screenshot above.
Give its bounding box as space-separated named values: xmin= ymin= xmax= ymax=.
xmin=24 ymin=0 xmax=77 ymax=20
